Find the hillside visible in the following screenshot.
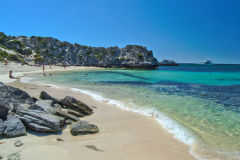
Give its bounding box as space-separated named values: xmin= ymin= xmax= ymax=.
xmin=0 ymin=32 xmax=159 ymax=69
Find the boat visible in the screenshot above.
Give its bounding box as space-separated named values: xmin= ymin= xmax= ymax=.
xmin=202 ymin=59 xmax=213 ymax=65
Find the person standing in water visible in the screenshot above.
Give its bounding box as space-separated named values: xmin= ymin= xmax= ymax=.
xmin=9 ymin=70 xmax=18 ymax=79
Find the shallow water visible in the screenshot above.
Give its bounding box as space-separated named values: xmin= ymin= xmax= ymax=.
xmin=27 ymin=64 xmax=240 ymax=160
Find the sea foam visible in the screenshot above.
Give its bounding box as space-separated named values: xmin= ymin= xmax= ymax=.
xmin=70 ymin=88 xmax=196 ymax=146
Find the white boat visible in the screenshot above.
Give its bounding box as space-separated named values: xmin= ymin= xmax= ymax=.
xmin=202 ymin=59 xmax=213 ymax=65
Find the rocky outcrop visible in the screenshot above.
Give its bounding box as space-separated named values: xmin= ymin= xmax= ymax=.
xmin=71 ymin=121 xmax=99 ymax=136
xmin=3 ymin=115 xmax=27 ymax=138
xmin=17 ymin=109 xmax=64 ymax=132
xmin=0 ymin=82 xmax=99 ymax=138
xmin=40 ymin=91 xmax=93 ymax=116
xmin=0 ymin=83 xmax=36 ymax=112
xmin=159 ymin=59 xmax=179 ymax=66
xmin=59 ymin=96 xmax=93 ymax=116
xmin=0 ymin=32 xmax=159 ymax=69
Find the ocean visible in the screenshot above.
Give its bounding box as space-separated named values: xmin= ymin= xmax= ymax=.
xmin=23 ymin=64 xmax=240 ymax=160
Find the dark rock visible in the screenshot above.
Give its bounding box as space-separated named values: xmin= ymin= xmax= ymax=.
xmin=67 ymin=110 xmax=84 ymax=117
xmin=40 ymin=91 xmax=60 ymax=104
xmin=56 ymin=138 xmax=64 ymax=141
xmin=71 ymin=121 xmax=99 ymax=136
xmin=86 ymin=145 xmax=104 ymax=152
xmin=55 ymin=110 xmax=79 ymax=122
xmin=4 ymin=115 xmax=27 ymax=138
xmin=65 ymin=119 xmax=73 ymax=125
xmin=0 ymin=101 xmax=9 ymax=120
xmin=0 ymin=84 xmax=35 ymax=112
xmin=60 ymin=96 xmax=93 ymax=116
xmin=0 ymin=119 xmax=5 ymax=135
xmin=17 ymin=109 xmax=64 ymax=133
xmin=14 ymin=140 xmax=23 ymax=147
xmin=0 ymin=155 xmax=2 ymax=159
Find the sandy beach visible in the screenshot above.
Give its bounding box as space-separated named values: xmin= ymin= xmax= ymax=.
xmin=0 ymin=63 xmax=195 ymax=160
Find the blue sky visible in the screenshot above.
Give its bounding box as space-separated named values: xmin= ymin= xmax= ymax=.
xmin=1 ymin=0 xmax=240 ymax=64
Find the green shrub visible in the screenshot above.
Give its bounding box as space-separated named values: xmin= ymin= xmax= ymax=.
xmin=0 ymin=50 xmax=8 ymax=57
xmin=94 ymin=52 xmax=102 ymax=60
xmin=138 ymin=54 xmax=143 ymax=59
xmin=77 ymin=54 xmax=83 ymax=59
xmin=34 ymin=55 xmax=43 ymax=64
xmin=0 ymin=55 xmax=5 ymax=62
xmin=85 ymin=51 xmax=90 ymax=56
xmin=110 ymin=51 xmax=115 ymax=55
xmin=7 ymin=54 xmax=20 ymax=62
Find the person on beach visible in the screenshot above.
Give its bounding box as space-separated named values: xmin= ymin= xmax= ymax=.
xmin=4 ymin=58 xmax=8 ymax=65
xmin=9 ymin=70 xmax=19 ymax=79
xmin=42 ymin=65 xmax=45 ymax=72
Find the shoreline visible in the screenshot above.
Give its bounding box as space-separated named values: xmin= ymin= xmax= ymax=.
xmin=0 ymin=66 xmax=196 ymax=159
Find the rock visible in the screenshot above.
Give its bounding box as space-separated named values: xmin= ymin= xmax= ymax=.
xmin=17 ymin=109 xmax=64 ymax=133
xmin=55 ymin=110 xmax=79 ymax=122
xmin=0 ymin=155 xmax=2 ymax=159
xmin=0 ymin=119 xmax=5 ymax=135
xmin=0 ymin=83 xmax=36 ymax=112
xmin=60 ymin=96 xmax=93 ymax=116
xmin=86 ymin=145 xmax=104 ymax=152
xmin=35 ymin=100 xmax=57 ymax=114
xmin=65 ymin=119 xmax=73 ymax=125
xmin=67 ymin=110 xmax=84 ymax=117
xmin=0 ymin=101 xmax=9 ymax=120
xmin=4 ymin=115 xmax=27 ymax=138
xmin=71 ymin=121 xmax=99 ymax=136
xmin=14 ymin=140 xmax=23 ymax=147
xmin=7 ymin=152 xmax=21 ymax=160
xmin=56 ymin=138 xmax=64 ymax=141
xmin=39 ymin=91 xmax=60 ymax=104
xmin=53 ymin=103 xmax=62 ymax=109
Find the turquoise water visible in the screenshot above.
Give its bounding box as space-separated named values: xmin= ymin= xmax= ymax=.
xmin=27 ymin=64 xmax=240 ymax=159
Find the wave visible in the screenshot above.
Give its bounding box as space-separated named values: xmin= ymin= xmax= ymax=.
xmin=70 ymin=88 xmax=199 ymax=157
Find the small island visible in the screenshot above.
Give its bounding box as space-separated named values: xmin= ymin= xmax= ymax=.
xmin=159 ymin=59 xmax=179 ymax=66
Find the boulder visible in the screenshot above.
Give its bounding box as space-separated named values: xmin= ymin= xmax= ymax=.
xmin=0 ymin=119 xmax=5 ymax=135
xmin=4 ymin=115 xmax=27 ymax=138
xmin=0 ymin=101 xmax=9 ymax=120
xmin=17 ymin=109 xmax=64 ymax=133
xmin=71 ymin=121 xmax=99 ymax=136
xmin=55 ymin=110 xmax=79 ymax=122
xmin=60 ymin=96 xmax=93 ymax=115
xmin=40 ymin=91 xmax=60 ymax=104
xmin=0 ymin=83 xmax=35 ymax=112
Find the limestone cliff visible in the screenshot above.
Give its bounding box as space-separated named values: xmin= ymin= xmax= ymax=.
xmin=0 ymin=32 xmax=159 ymax=69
